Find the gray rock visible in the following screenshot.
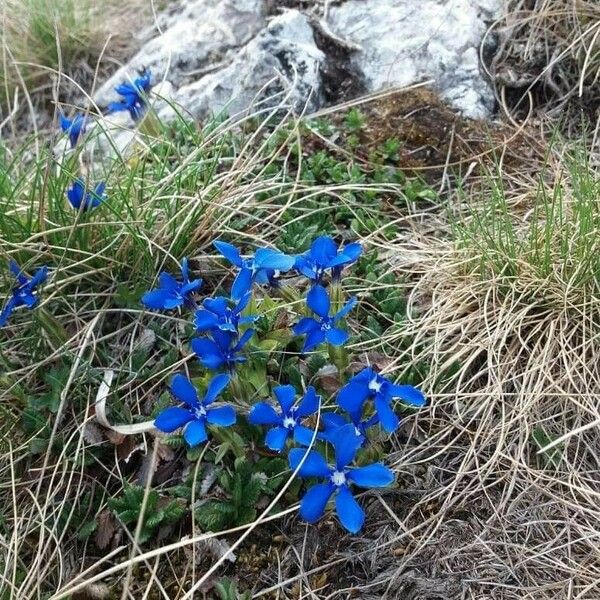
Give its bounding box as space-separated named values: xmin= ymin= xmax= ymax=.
xmin=326 ymin=0 xmax=502 ymax=119
xmin=94 ymin=0 xmax=265 ymax=106
xmin=163 ymin=9 xmax=325 ymax=121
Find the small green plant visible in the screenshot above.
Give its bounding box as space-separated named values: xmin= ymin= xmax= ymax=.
xmin=195 ymin=457 xmax=287 ymax=531
xmin=344 ymin=107 xmax=366 ymax=132
xmin=214 ymin=578 xmax=252 ymax=600
xmin=108 ymin=485 xmax=185 ymax=544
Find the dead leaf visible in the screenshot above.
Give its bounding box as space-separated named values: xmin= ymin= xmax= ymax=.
xmin=94 ymin=510 xmax=116 ymax=550
xmin=182 ymin=535 xmax=236 ymax=564
xmin=83 ymin=422 xmax=104 ymax=445
xmin=105 ymin=430 xmax=126 ymax=445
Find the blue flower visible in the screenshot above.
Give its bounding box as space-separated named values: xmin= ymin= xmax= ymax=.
xmin=191 ymin=328 xmax=254 ymax=371
xmin=66 ymin=179 xmax=106 ymax=211
xmin=295 ymin=236 xmax=362 ymax=283
xmin=107 ymin=68 xmax=152 ymax=121
xmin=320 ymin=410 xmax=378 ymax=446
xmin=155 ymin=373 xmax=236 ymax=447
xmin=288 ymin=424 xmax=394 ymax=533
xmin=142 ymin=258 xmax=203 ymax=311
xmin=59 ymin=112 xmax=86 ymax=148
xmin=293 ymin=284 xmax=356 ymax=352
xmin=0 ymin=261 xmax=48 ymax=327
xmin=337 ymin=367 xmax=425 ymax=433
xmin=194 ymin=293 xmax=256 ymax=334
xmin=249 ymin=385 xmax=320 ymax=452
xmin=213 ymin=241 xmax=295 ymax=300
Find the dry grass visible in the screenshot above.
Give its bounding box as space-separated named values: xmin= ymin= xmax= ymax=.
xmin=389 ymin=144 xmax=600 ymax=598
xmin=486 ymin=0 xmax=600 ymax=130
xmin=0 ymin=0 xmax=147 ymax=128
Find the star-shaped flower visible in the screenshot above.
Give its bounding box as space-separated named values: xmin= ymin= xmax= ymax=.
xmin=293 ymin=284 xmax=356 ymax=352
xmin=319 ymin=410 xmax=378 ymax=446
xmin=295 ymin=236 xmax=362 ymax=283
xmin=289 ymin=424 xmax=394 ymax=533
xmin=0 ymin=261 xmax=48 ymax=327
xmin=142 ymin=258 xmax=203 ymax=311
xmin=249 ymin=385 xmax=320 ymax=452
xmin=191 ymin=329 xmax=254 ymax=371
xmin=154 ymin=373 xmax=236 ymax=447
xmin=194 ymin=293 xmax=256 ymax=334
xmin=213 ymin=241 xmax=295 ymax=300
xmin=66 ymin=179 xmax=106 ymax=211
xmin=337 ymin=367 xmax=425 ymax=433
xmin=107 ymin=68 xmax=152 ymax=121
xmin=59 ymin=112 xmax=87 ymax=148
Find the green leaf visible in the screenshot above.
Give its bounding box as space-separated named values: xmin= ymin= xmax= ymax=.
xmin=532 ymin=428 xmax=563 ymax=468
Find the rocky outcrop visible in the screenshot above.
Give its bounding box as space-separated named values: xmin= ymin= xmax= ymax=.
xmin=326 ymin=0 xmax=501 ymax=119
xmin=93 ymin=0 xmax=501 ymax=122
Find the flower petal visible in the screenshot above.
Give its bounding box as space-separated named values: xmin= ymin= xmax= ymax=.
xmin=337 ymin=380 xmax=370 ymax=414
xmin=335 ymin=486 xmax=365 ymax=533
xmin=29 ymin=266 xmax=48 ymax=287
xmin=299 ymin=483 xmax=335 ymax=523
xmin=231 ymin=267 xmax=253 ymax=300
xmin=274 ymin=385 xmax=296 ymax=414
xmin=310 ymin=236 xmax=337 ymax=265
xmin=374 ymin=395 xmax=400 ymax=433
xmin=348 ymin=463 xmax=394 ymax=488
xmin=203 ymin=373 xmax=230 ymax=404
xmin=293 ymin=423 xmax=318 ymax=447
xmin=183 ymin=420 xmax=208 ymax=446
xmin=248 ymin=401 xmax=281 ymax=425
xmin=204 ymin=296 xmax=228 ymax=316
xmin=388 ymin=384 xmax=426 ymax=407
xmin=330 ymin=423 xmax=361 ymax=469
xmin=154 ymin=407 xmax=193 ymax=432
xmin=0 ymin=297 xmax=16 ymax=327
xmin=142 ymin=289 xmax=173 ymax=310
xmin=191 ymin=338 xmax=225 ymax=370
xmin=302 ymin=328 xmax=326 ymax=352
xmin=170 ymin=374 xmax=199 ymax=407
xmin=307 ymin=284 xmax=330 ymax=318
xmin=254 ymin=248 xmax=295 ymax=271
xmin=194 ymin=309 xmax=220 ymax=331
xmin=265 ymin=426 xmax=289 ymax=452
xmin=334 ymin=296 xmax=357 ymax=320
xmin=295 ymin=386 xmax=320 ymax=417
xmin=293 ymin=317 xmax=318 ymax=336
xmin=158 ymin=272 xmax=179 ymax=291
xmin=213 ymin=241 xmax=243 ymax=267
xmin=234 ymin=328 xmax=254 ymax=352
xmin=326 ymin=327 xmax=349 ymax=346
xmin=288 ymin=448 xmax=330 ymax=478
xmin=206 ymin=405 xmax=236 ymax=426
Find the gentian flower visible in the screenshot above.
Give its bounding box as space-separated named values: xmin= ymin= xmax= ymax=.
xmin=288 ymin=424 xmax=394 ymax=533
xmin=320 ymin=410 xmax=378 ymax=446
xmin=107 ymin=68 xmax=152 ymax=121
xmin=194 ymin=293 xmax=256 ymax=333
xmin=0 ymin=261 xmax=48 ymax=327
xmin=142 ymin=258 xmax=203 ymax=311
xmin=191 ymin=329 xmax=254 ymax=371
xmin=213 ymin=241 xmax=295 ymax=300
xmin=249 ymin=385 xmax=320 ymax=452
xmin=293 ymin=284 xmax=356 ymax=352
xmin=295 ymin=236 xmax=362 ymax=283
xmin=154 ymin=373 xmax=236 ymax=447
xmin=337 ymin=367 xmax=425 ymax=433
xmin=59 ymin=112 xmax=86 ymax=148
xmin=66 ymin=179 xmax=106 ymax=211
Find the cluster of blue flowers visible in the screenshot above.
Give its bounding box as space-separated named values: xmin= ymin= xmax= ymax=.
xmin=0 ymin=70 xmax=155 ymax=327
xmin=145 ymin=236 xmax=426 ymax=533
